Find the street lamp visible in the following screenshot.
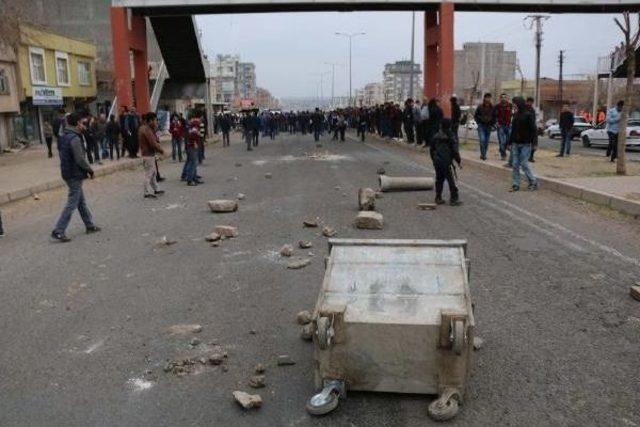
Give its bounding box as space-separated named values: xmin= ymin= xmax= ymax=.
xmin=335 ymin=31 xmax=365 ymax=107
xmin=324 ymin=62 xmax=342 ymax=109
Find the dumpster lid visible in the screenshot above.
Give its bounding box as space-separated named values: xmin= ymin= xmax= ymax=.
xmin=321 ymin=239 xmax=471 ymax=325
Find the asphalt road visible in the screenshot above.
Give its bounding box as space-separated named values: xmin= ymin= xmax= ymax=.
xmin=1 ymin=132 xmax=639 ymax=427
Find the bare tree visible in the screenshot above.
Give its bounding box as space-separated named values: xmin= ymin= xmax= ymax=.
xmin=463 ymin=70 xmax=481 ymax=144
xmin=613 ymin=12 xmax=640 ymax=176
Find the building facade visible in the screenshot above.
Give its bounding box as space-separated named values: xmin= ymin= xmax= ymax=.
xmin=15 ymin=24 xmax=97 ymax=143
xmin=237 ymin=62 xmax=257 ymax=102
xmin=382 ymin=61 xmax=422 ymax=104
xmin=363 ymin=82 xmax=384 ymax=106
xmin=211 ymin=54 xmax=239 ymax=106
xmin=454 ymin=42 xmax=517 ymax=105
xmin=0 ymin=44 xmax=20 ymax=151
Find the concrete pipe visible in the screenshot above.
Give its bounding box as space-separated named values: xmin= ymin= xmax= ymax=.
xmin=379 ymin=175 xmax=434 ymax=192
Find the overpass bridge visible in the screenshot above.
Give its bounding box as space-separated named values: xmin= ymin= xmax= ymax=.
xmin=111 ymin=0 xmax=640 ymax=114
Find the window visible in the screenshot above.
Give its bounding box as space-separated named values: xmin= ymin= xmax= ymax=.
xmin=55 ymin=52 xmax=70 ymax=86
xmin=0 ymin=70 xmax=9 ymax=95
xmin=78 ymin=61 xmax=91 ymax=86
xmin=29 ymin=47 xmax=47 ymax=85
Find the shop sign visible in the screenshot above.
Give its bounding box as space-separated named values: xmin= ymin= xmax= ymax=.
xmin=33 ymin=86 xmax=63 ymax=106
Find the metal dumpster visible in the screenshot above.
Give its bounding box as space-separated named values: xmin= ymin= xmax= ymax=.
xmin=307 ymin=239 xmax=474 ymax=421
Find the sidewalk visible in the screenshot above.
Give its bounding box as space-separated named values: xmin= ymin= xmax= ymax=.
xmin=0 ymin=142 xmax=148 ymax=206
xmin=367 ymin=133 xmax=640 ymax=218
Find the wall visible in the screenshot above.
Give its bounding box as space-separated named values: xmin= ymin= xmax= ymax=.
xmin=0 ymin=45 xmax=20 ymax=114
xmin=17 ymin=24 xmax=97 ymax=100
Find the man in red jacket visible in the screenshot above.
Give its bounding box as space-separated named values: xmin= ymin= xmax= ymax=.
xmin=493 ymin=93 xmax=512 ymax=161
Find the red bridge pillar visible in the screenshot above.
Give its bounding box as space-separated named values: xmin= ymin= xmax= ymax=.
xmin=424 ymin=3 xmax=454 ymax=117
xmin=111 ymin=7 xmax=150 ymax=114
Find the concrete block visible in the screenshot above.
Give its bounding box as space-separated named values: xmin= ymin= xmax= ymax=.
xmin=8 ymin=188 xmax=31 ymax=202
xmin=355 ymin=211 xmax=384 ymax=229
xmin=30 ymin=182 xmax=50 ymax=194
xmin=46 ymin=179 xmax=65 ymax=190
xmin=610 ymin=197 xmax=640 ymax=217
xmin=579 ymin=189 xmax=613 ymax=208
xmin=552 ymin=182 xmax=583 ymax=199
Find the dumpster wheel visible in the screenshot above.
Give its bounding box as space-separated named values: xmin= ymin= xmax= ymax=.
xmin=428 ymin=388 xmax=461 ymax=421
xmin=306 ymin=387 xmax=340 ymax=416
xmin=316 ymin=316 xmax=332 ymax=350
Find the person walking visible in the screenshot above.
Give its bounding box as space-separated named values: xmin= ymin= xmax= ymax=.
xmin=198 ymin=112 xmax=206 ymax=164
xmin=52 ymin=109 xmax=66 ymax=152
xmin=43 ymin=120 xmax=54 ymax=158
xmin=51 ymin=113 xmax=100 ymax=242
xmin=105 ymin=114 xmax=121 ymax=160
xmin=124 ymin=107 xmax=140 ymax=158
xmin=138 ymin=112 xmax=166 ymax=199
xmin=425 ymin=98 xmax=443 ymax=151
xmin=96 ymin=114 xmax=108 ymax=160
xmin=403 ymin=99 xmax=415 ymax=143
xmin=508 ymin=97 xmax=538 ymax=192
xmin=557 ymin=104 xmax=574 ymax=157
xmin=220 ymin=113 xmax=231 ymax=147
xmin=493 ymin=94 xmax=512 ymax=161
xmin=336 ymin=112 xmax=347 ymax=142
xmin=606 ymin=100 xmax=623 ymax=162
xmin=431 ymin=119 xmax=462 ymax=206
xmin=312 ymin=108 xmax=323 ymax=142
xmin=169 ymin=114 xmax=184 ymax=161
xmin=84 ymin=116 xmax=100 ymax=165
xmin=526 ymin=97 xmax=538 ymax=163
xmin=183 ymin=116 xmax=202 ymax=186
xmin=450 ymin=96 xmax=461 ymax=144
xmin=474 ymin=93 xmax=495 ymax=161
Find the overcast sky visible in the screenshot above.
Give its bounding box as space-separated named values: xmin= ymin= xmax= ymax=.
xmin=197 ymin=12 xmax=626 ymax=98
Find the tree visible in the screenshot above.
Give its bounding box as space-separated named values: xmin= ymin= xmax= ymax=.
xmin=613 ymin=12 xmax=640 ymax=176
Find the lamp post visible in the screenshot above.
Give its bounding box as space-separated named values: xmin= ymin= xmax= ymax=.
xmin=335 ymin=31 xmax=365 ymax=107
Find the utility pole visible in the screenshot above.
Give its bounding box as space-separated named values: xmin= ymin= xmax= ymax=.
xmin=525 ymin=15 xmax=550 ymax=112
xmin=558 ymin=50 xmax=564 ymax=108
xmin=409 ymin=11 xmax=416 ymax=99
xmin=516 ymin=60 xmax=525 ymax=96
xmin=324 ymin=62 xmax=341 ymax=109
xmin=335 ymin=32 xmax=366 ymax=107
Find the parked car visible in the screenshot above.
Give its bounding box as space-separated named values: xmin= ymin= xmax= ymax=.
xmin=546 ymin=116 xmax=593 ymax=139
xmin=544 ymin=119 xmax=558 ymax=129
xmin=580 ymin=119 xmax=640 ymax=148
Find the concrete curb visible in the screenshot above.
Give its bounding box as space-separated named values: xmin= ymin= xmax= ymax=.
xmin=0 ymin=158 xmax=140 ymax=207
xmin=365 ymin=134 xmax=640 ymax=219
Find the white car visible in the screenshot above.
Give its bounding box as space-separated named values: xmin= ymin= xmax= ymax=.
xmin=546 ymin=116 xmax=592 ymax=139
xmin=580 ymin=119 xmax=640 ymax=148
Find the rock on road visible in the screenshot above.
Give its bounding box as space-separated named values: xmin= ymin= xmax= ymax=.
xmin=0 ymin=132 xmax=639 ymax=427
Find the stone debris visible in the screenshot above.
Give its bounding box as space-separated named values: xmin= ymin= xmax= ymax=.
xmin=334 ymin=186 xmax=341 ymax=191
xmin=211 ymin=241 xmax=221 ymax=248
xmin=473 ymin=337 xmax=484 ymax=351
xmin=265 ymin=173 xmax=273 ymax=179
xmin=168 ymin=324 xmax=203 ymax=335
xmin=235 ymin=163 xmax=243 ymax=167
xmin=375 ymin=191 xmax=383 ymax=199
xmin=287 ymin=258 xmax=312 ymax=270
xmin=156 ymin=236 xmax=177 ymax=246
xmin=322 ymin=226 xmax=337 ymax=237
xmin=630 ymin=285 xmax=640 ymax=301
xmin=300 ymin=323 xmax=314 ymax=341
xmin=255 ymin=363 xmax=266 ymax=374
xmin=33 ymin=194 xmax=40 ymax=200
xmin=417 ymin=203 xmax=437 ymax=211
xmin=280 ymin=244 xmax=294 ymax=257
xmin=205 ymin=232 xmax=221 ymax=242
xmin=296 ymin=310 xmax=312 ymax=325
xmin=208 ymin=199 xmax=238 ymax=213
xmin=377 ymin=167 xmax=386 ymax=175
xmin=190 ymin=338 xmax=201 ymax=346
xmin=233 ymin=391 xmax=262 ymax=409
xmin=298 ymin=240 xmax=313 ymax=249
xmin=248 ymin=375 xmax=266 ymax=388
xmin=237 ymin=193 xmax=246 ymax=200
xmin=277 ymin=355 xmax=296 ymax=366
xmin=303 ymin=219 xmax=319 ymax=228
xmin=215 ymin=225 xmax=238 ymax=238
xmin=208 ymin=353 xmax=224 ymax=365
xmin=164 ymin=358 xmax=200 ymax=375
xmin=355 ymin=211 xmax=384 ymax=230
xmin=358 ymin=187 xmax=376 ymax=211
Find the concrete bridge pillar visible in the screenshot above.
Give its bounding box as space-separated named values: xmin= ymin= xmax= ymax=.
xmin=424 ymin=3 xmax=454 ymax=117
xmin=111 ymin=7 xmax=150 ymax=114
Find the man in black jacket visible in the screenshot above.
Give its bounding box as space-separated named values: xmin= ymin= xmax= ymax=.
xmin=558 ymin=104 xmax=574 ymax=157
xmin=508 ymin=97 xmax=538 ymax=192
xmin=431 ymin=119 xmax=462 ymax=206
xmin=51 ymin=113 xmax=101 ymax=242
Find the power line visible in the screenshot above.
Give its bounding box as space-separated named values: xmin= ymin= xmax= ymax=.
xmin=524 ymin=14 xmax=550 ymax=111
